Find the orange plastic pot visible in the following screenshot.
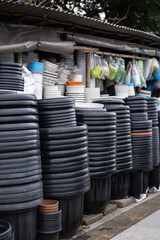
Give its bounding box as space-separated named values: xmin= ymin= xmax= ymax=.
xmin=38 ymin=200 xmax=59 ymax=213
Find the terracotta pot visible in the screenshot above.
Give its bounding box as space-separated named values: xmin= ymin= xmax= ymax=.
xmin=38 ymin=199 xmax=59 ymax=213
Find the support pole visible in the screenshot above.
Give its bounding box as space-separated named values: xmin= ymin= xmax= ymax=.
xmin=86 ymin=52 xmax=90 ymax=88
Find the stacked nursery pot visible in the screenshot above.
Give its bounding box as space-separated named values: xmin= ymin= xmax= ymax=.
xmin=125 ymin=96 xmax=153 ymax=198
xmin=93 ymin=99 xmax=132 ymax=200
xmin=0 ymin=220 xmax=14 ymax=240
xmin=38 ymin=98 xmax=77 ymax=128
xmin=0 ymin=93 xmax=43 ymax=240
xmin=44 ymin=86 xmax=61 ymax=99
xmin=37 ymin=200 xmax=62 ymax=240
xmin=38 ymin=98 xmax=90 ymax=238
xmin=0 ymin=62 xmax=24 ymax=91
xmin=76 ymin=107 xmax=117 ymax=214
xmin=147 ymin=97 xmax=160 ymax=190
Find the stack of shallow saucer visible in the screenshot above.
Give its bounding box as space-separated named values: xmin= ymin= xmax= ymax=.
xmin=44 ymin=86 xmax=61 ymax=99
xmin=0 ymin=62 xmax=24 ymax=91
xmin=65 ymin=85 xmax=85 ymax=103
xmin=42 ymin=60 xmax=59 ymax=87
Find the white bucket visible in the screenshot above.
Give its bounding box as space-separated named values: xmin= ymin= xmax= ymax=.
xmin=85 ymin=88 xmax=100 ymax=103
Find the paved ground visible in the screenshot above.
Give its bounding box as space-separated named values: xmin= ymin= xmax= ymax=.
xmin=71 ymin=192 xmax=160 ymax=240
xmin=112 ymin=209 xmax=160 ymax=240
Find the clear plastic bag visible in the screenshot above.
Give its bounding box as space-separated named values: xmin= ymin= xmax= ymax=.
xmin=136 ymin=61 xmax=145 ymax=86
xmin=113 ymin=57 xmax=125 ymax=82
xmin=143 ymin=59 xmax=153 ymax=81
xmin=90 ymin=54 xmax=104 ymax=79
xmin=124 ymin=62 xmax=132 ymax=84
xmin=105 ymin=57 xmax=118 ymax=80
xmin=101 ymin=58 xmax=109 ymax=78
xmin=132 ymin=61 xmax=141 ymax=87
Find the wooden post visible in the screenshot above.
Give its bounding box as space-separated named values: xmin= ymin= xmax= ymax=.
xmin=15 ymin=53 xmax=22 ymax=64
xmin=86 ymin=52 xmax=90 ymax=88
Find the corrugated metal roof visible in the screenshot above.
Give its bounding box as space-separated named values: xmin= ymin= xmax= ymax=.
xmin=0 ymin=0 xmax=160 ymax=45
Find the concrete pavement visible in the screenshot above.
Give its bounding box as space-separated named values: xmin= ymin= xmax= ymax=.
xmin=71 ymin=192 xmax=160 ymax=240
xmin=112 ymin=209 xmax=160 ymax=240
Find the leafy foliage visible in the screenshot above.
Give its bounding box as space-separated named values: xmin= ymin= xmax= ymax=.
xmin=30 ymin=0 xmax=160 ymax=35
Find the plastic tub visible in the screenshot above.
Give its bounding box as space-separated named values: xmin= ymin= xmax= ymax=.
xmin=29 ymin=62 xmax=43 ymax=73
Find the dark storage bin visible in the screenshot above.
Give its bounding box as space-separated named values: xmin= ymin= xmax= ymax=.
xmin=111 ymin=172 xmax=130 ymax=200
xmin=149 ymin=167 xmax=160 ymax=189
xmin=142 ymin=172 xmax=150 ymax=194
xmin=84 ymin=177 xmax=111 ymax=214
xmin=0 ymin=207 xmax=37 ymax=240
xmin=59 ymin=195 xmax=84 ymax=239
xmin=129 ymin=171 xmax=143 ymax=199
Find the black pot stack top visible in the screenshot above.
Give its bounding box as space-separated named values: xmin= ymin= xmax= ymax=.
xmin=147 ymin=98 xmax=158 ymax=126
xmin=0 ymin=93 xmax=43 ymax=212
xmin=147 ymin=97 xmax=160 ymax=168
xmin=40 ymin=125 xmax=90 ymax=199
xmin=125 ymin=96 xmax=148 ymax=121
xmin=38 ymin=98 xmax=77 ymax=128
xmin=0 ymin=62 xmax=24 ymax=91
xmin=125 ymin=96 xmax=153 ymax=172
xmin=76 ymin=111 xmax=117 ymax=178
xmin=93 ymin=99 xmax=133 ymax=173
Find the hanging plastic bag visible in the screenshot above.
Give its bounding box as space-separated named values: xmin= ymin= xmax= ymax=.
xmin=143 ymin=59 xmax=153 ymax=81
xmin=90 ymin=54 xmax=104 ymax=79
xmin=131 ymin=61 xmax=141 ymax=87
xmin=124 ymin=62 xmax=132 ymax=84
xmin=113 ymin=57 xmax=125 ymax=82
xmin=152 ymin=57 xmax=159 ymax=71
xmin=136 ymin=61 xmax=145 ymax=86
xmin=105 ymin=57 xmax=118 ymax=80
xmin=101 ymin=58 xmax=109 ymax=78
xmin=153 ymin=62 xmax=160 ymax=81
xmin=137 ymin=60 xmax=143 ymax=73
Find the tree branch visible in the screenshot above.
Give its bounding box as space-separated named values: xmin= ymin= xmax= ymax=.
xmin=114 ymin=4 xmax=130 ymax=25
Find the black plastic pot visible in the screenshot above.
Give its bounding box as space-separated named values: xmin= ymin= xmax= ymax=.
xmin=149 ymin=167 xmax=160 ymax=189
xmin=129 ymin=171 xmax=143 ymax=199
xmin=111 ymin=172 xmax=130 ymax=200
xmin=37 ymin=210 xmax=62 ymax=240
xmin=0 ymin=207 xmax=37 ymax=240
xmin=142 ymin=172 xmax=150 ymax=194
xmin=58 ymin=195 xmax=84 ymax=239
xmin=0 ymin=220 xmax=14 ymax=240
xmin=84 ymin=177 xmax=111 ymax=214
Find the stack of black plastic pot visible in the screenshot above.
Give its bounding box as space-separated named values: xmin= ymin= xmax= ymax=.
xmin=0 ymin=93 xmax=43 ymax=240
xmin=38 ymin=98 xmax=90 ymax=238
xmin=76 ymin=110 xmax=116 ymax=213
xmin=125 ymin=96 xmax=153 ymax=198
xmin=147 ymin=97 xmax=160 ymax=190
xmin=0 ymin=62 xmax=24 ymax=91
xmin=93 ymin=99 xmax=132 ymax=200
xmin=37 ymin=200 xmax=62 ymax=240
xmin=38 ymin=98 xmax=77 ymax=128
xmin=0 ymin=220 xmax=14 ymax=240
